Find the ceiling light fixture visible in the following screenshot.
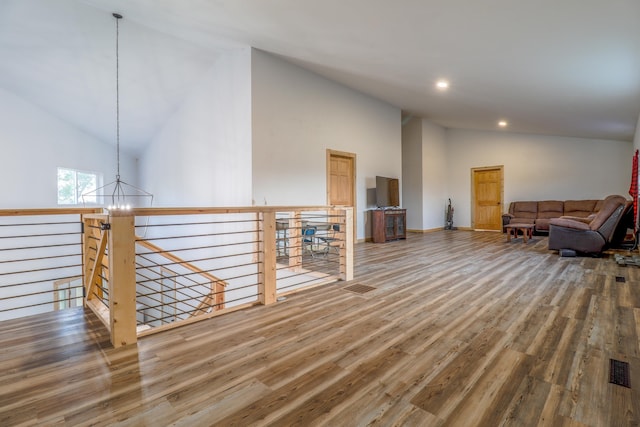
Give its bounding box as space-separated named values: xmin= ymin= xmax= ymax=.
xmin=435 ymin=80 xmax=449 ymax=90
xmin=498 ymin=120 xmax=508 ymax=128
xmin=83 ymin=13 xmax=153 ymax=210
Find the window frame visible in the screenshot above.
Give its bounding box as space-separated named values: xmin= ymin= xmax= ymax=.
xmin=57 ymin=167 xmax=103 ymax=205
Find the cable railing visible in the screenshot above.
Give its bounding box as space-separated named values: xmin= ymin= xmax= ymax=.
xmin=0 ymin=208 xmax=101 ymax=322
xmin=135 ymin=235 xmax=228 ymax=330
xmin=0 ymin=205 xmax=353 ymax=347
xmin=130 ymin=207 xmax=352 ymax=336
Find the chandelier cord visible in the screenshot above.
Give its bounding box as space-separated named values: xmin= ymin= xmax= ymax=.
xmin=79 ymin=12 xmax=153 ymax=210
xmin=114 ymin=13 xmax=121 ymax=182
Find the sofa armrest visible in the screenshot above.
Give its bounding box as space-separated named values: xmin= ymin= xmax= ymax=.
xmin=549 ymin=218 xmax=590 ymax=231
xmin=502 ymin=213 xmax=513 ymax=228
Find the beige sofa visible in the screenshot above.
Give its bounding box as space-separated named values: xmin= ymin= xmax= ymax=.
xmin=502 ymin=199 xmax=604 ymax=233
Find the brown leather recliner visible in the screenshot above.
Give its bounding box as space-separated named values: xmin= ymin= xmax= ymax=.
xmin=548 ymin=195 xmax=629 ymax=255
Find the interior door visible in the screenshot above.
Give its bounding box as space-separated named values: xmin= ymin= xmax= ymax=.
xmin=472 ymin=166 xmax=503 ymax=231
xmin=327 ymin=150 xmax=355 ymax=206
xmin=327 ymin=149 xmax=356 ymax=239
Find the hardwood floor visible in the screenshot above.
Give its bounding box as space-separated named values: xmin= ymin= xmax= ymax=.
xmin=1 ymin=230 xmax=639 ymax=426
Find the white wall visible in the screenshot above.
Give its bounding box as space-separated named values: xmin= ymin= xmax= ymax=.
xmin=402 ymin=118 xmax=448 ymax=231
xmin=251 ymin=49 xmax=401 ymax=240
xmin=421 ymin=120 xmax=448 ymax=230
xmin=401 ymin=118 xmax=422 ymax=230
xmin=446 ymin=129 xmax=632 ymax=228
xmin=0 ymin=87 xmax=137 ymax=208
xmin=139 ymin=48 xmax=252 ymax=206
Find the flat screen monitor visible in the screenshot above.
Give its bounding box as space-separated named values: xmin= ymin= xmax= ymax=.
xmin=376 ymin=176 xmax=399 ymax=208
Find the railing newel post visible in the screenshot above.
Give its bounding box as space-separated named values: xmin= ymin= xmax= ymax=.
xmin=340 ymin=207 xmax=354 ymax=281
xmin=258 ymin=210 xmax=277 ymax=305
xmin=289 ymin=211 xmax=302 ymax=271
xmin=107 ymin=210 xmax=137 ymax=347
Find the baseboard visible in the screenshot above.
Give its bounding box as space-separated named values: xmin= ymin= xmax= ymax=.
xmin=406 ymin=227 xmax=475 ymax=233
xmin=407 ymin=227 xmax=444 ymax=233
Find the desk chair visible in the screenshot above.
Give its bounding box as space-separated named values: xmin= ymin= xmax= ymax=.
xmin=302 ymin=225 xmax=317 ymax=257
xmin=318 ymin=224 xmax=341 ymax=256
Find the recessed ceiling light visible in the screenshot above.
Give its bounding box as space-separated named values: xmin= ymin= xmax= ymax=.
xmin=435 ymin=80 xmax=449 ymax=90
xmin=498 ymin=120 xmax=508 ymax=128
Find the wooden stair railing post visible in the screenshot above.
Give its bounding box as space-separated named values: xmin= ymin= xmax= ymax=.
xmin=81 ymin=215 xmax=92 ymax=303
xmin=288 ymin=211 xmax=302 ymax=271
xmin=82 ymin=214 xmax=108 ymax=303
xmin=107 ymin=210 xmax=137 ymax=347
xmin=258 ymin=210 xmax=277 ymax=305
xmin=340 ymin=207 xmax=354 ymax=281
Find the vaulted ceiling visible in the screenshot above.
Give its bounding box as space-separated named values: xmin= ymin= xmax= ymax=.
xmin=1 ymin=0 xmax=639 ymax=154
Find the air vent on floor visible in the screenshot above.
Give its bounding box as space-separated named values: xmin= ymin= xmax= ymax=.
xmin=615 ymin=276 xmax=626 ymax=283
xmin=344 ymin=284 xmax=377 ymax=294
xmin=609 ymin=359 xmax=631 ymax=388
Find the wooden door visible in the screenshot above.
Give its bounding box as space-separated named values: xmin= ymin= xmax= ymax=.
xmin=327 ymin=150 xmax=356 ymax=240
xmin=327 ymin=150 xmax=355 ymax=207
xmin=472 ymin=166 xmax=503 ymax=231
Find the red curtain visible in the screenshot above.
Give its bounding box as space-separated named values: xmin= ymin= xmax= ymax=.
xmin=629 ymin=149 xmax=638 ymax=233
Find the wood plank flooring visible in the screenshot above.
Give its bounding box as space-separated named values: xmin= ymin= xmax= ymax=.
xmin=1 ymin=230 xmax=640 ymax=426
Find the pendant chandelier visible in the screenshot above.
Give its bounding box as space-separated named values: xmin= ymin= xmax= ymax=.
xmin=83 ymin=12 xmax=153 ymax=210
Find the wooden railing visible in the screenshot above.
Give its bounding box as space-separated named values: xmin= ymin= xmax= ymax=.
xmin=0 ymin=206 xmax=353 ymax=348
xmin=87 ymin=206 xmax=353 ymax=347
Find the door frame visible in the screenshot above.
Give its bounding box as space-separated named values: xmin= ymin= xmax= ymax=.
xmin=326 ymin=149 xmax=357 ymax=237
xmin=470 ymin=165 xmax=504 ymax=231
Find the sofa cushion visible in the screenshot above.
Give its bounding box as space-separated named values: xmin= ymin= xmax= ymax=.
xmin=564 ymin=200 xmax=598 ymax=217
xmin=510 ymin=201 xmax=537 ymax=219
xmin=510 ymin=217 xmax=535 ymax=225
xmin=549 ymin=217 xmax=590 ymax=231
xmin=537 ymin=201 xmax=564 ymax=219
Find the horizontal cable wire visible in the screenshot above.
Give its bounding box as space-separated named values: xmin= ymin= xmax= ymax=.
xmin=135 ymin=250 xmax=260 ymax=273
xmin=0 ymin=242 xmax=80 ymax=252
xmin=0 ymin=274 xmax=85 ymax=289
xmin=137 ymin=218 xmax=259 ymax=228
xmin=0 ymin=252 xmax=82 ymax=265
xmin=0 ymin=262 xmax=83 ymax=277
xmin=139 ymin=229 xmax=260 ymax=242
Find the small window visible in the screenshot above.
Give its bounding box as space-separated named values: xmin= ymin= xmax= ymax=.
xmin=57 ymin=167 xmax=102 ymax=205
xmin=53 ymin=277 xmax=83 ymax=311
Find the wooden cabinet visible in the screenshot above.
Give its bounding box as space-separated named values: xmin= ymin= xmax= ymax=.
xmin=372 ymin=209 xmax=406 ymax=243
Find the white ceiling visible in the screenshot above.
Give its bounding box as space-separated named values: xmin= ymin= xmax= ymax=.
xmin=1 ymin=0 xmax=639 ymax=154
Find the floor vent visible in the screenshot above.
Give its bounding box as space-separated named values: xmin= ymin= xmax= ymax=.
xmin=615 ymin=276 xmax=626 ymax=283
xmin=344 ymin=284 xmax=377 ymax=294
xmin=609 ymin=359 xmax=631 ymax=388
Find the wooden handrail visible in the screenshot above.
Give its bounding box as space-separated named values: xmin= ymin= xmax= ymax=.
xmin=191 ymin=293 xmax=216 ymax=317
xmin=131 ymin=205 xmax=349 ymax=216
xmin=0 ymin=208 xmax=102 ymax=216
xmin=135 ymin=236 xmax=227 ymax=315
xmin=135 ymin=236 xmax=227 ymax=288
